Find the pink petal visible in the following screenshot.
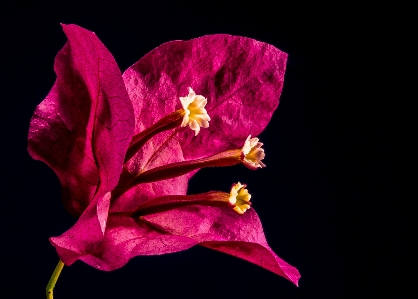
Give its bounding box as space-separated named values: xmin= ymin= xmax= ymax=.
xmin=51 ymin=193 xmax=197 ymax=269
xmin=79 ymin=215 xmax=197 ymax=270
xmin=110 ymin=174 xmax=190 ymax=213
xmin=50 ymin=192 xmax=111 ymax=266
xmin=201 ymin=241 xmax=300 ymax=286
xmin=62 ymin=204 xmax=299 ymax=283
xmin=115 ymin=35 xmax=286 ymax=213
xmin=111 ymin=152 xmax=192 ymax=221
xmin=123 ymin=35 xmax=287 ymax=171
xmin=142 ymin=206 xmax=300 ymax=285
xmin=28 ymin=24 xmax=134 ymax=216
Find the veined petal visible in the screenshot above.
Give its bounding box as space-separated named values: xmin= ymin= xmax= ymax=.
xmin=142 ymin=206 xmax=300 ymax=285
xmin=50 ymin=192 xmax=111 ymax=266
xmin=120 ymin=35 xmax=286 ymax=215
xmin=80 ymin=215 xmax=197 ymax=271
xmin=28 ymin=24 xmax=134 ymax=217
xmin=123 ymin=35 xmax=287 ymax=175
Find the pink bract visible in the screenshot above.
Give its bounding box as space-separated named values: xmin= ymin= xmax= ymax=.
xmin=28 ymin=24 xmax=299 ymax=286
xmin=28 ymin=24 xmax=135 ymax=217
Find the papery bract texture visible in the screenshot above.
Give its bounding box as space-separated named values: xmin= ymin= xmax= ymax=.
xmin=79 ymin=215 xmax=198 ymax=270
xmin=143 ymin=206 xmax=300 ymax=285
xmin=28 ymin=24 xmax=135 ymax=217
xmin=124 ymin=35 xmax=287 ymax=163
xmin=67 ymin=205 xmax=300 ymax=285
xmin=50 ymin=192 xmax=111 ymax=265
xmin=29 ymin=25 xmax=299 ymax=286
xmin=117 ymin=35 xmax=287 ymax=211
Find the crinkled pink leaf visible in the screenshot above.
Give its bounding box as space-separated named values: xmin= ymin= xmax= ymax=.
xmin=142 ymin=206 xmax=300 ymax=285
xmin=111 ymin=134 xmax=191 ymax=213
xmin=123 ymin=35 xmax=287 ymax=175
xmin=201 ymin=241 xmax=300 ymax=286
xmin=28 ymin=24 xmax=134 ymax=216
xmin=59 ymin=203 xmax=299 ymax=283
xmin=78 ymin=215 xmax=197 ymax=270
xmin=50 ymin=192 xmax=111 ymax=266
xmin=110 ymin=175 xmax=190 ymax=213
xmin=114 ymin=35 xmax=286 ymax=212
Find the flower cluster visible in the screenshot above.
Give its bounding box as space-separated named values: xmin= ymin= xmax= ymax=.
xmin=28 ymin=24 xmax=300 ymax=285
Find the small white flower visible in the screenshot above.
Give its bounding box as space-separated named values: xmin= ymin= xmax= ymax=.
xmin=179 ymin=87 xmax=210 ymax=136
xmin=241 ymin=135 xmax=266 ymax=169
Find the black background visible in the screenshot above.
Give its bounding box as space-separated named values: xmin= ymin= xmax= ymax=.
xmin=1 ymin=1 xmax=412 ymax=298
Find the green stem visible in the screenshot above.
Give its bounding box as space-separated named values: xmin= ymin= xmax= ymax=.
xmin=46 ymin=260 xmax=64 ymax=299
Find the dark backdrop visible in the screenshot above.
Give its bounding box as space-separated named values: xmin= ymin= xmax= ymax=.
xmin=1 ymin=1 xmax=411 ymax=298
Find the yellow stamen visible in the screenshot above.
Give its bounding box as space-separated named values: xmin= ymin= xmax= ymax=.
xmin=229 ymin=182 xmax=251 ymax=214
xmin=179 ymin=87 xmax=210 ymax=136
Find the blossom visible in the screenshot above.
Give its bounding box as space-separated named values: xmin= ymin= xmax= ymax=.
xmin=179 ymin=87 xmax=210 ymax=136
xmin=28 ymin=24 xmax=300 ymax=285
xmin=241 ymin=135 xmax=266 ymax=169
xmin=229 ymin=182 xmax=252 ymax=214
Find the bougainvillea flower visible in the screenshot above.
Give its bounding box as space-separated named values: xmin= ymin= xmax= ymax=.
xmin=28 ymin=24 xmax=300 ymax=285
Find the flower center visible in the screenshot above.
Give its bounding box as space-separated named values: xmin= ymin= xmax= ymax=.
xmin=228 ymin=182 xmax=251 ymax=214
xmin=241 ymin=135 xmax=266 ymax=169
xmin=179 ymin=87 xmax=210 ymax=136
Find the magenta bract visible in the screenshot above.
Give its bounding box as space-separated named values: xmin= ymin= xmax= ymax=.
xmin=124 ymin=33 xmax=286 ymax=165
xmin=117 ymin=34 xmax=287 ymax=212
xmin=29 ymin=24 xmax=300 ymax=286
xmin=28 ymin=24 xmax=135 ymax=217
